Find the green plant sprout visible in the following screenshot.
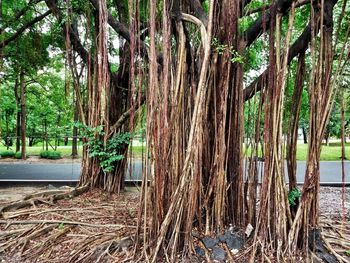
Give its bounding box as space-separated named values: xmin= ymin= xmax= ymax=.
xmin=288 ymin=188 xmax=302 ymax=206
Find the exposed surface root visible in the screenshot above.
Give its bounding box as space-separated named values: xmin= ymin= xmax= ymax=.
xmin=0 ymin=188 xmax=139 ymax=263
xmin=320 ymin=217 xmax=350 ymax=262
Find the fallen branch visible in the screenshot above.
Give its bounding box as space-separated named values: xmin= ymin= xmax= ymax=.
xmin=0 ymin=219 xmax=136 ymax=229
xmin=0 ymin=185 xmax=89 ymax=214
xmin=3 ymin=204 xmax=114 ymax=219
xmin=23 ymin=189 xmax=72 ymax=200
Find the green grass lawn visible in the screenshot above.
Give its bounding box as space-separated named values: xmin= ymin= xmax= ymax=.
xmin=243 ymin=142 xmax=350 ymax=161
xmin=295 ymin=142 xmax=350 ymax=161
xmin=0 ymin=145 xmax=83 ymax=158
xmin=129 ymin=142 xmax=350 ymax=161
xmin=1 ymin=142 xmax=349 ymax=161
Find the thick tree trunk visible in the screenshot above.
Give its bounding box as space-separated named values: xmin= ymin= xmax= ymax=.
xmin=222 ymin=2 xmax=245 ymax=227
xmin=253 ymin=4 xmax=295 ymax=258
xmin=289 ymin=0 xmax=337 ymax=250
xmin=79 ymin=0 xmax=128 ymax=193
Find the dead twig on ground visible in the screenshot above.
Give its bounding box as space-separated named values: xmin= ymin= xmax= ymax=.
xmin=0 ymin=219 xmax=136 ymax=229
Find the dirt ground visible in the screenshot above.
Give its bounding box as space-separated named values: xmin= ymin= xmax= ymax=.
xmin=0 ymin=186 xmax=43 ymax=203
xmin=0 ymin=185 xmax=349 ymax=262
xmin=0 ymin=185 xmax=348 ymax=217
xmin=319 ymin=186 xmax=350 ymax=218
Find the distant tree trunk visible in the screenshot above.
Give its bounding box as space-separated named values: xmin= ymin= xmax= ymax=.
xmin=325 ymin=131 xmax=330 ymax=146
xmin=72 ymin=101 xmax=78 ymax=157
xmin=302 ymin=126 xmax=307 ymax=143
xmin=14 ymin=78 xmax=21 ymax=152
xmin=20 ymin=70 xmax=26 ymax=159
xmin=42 ymin=119 xmax=45 ymax=151
xmin=16 ymin=113 xmax=21 ymax=152
xmin=44 ymin=118 xmax=48 ymax=151
xmin=55 ymin=113 xmax=61 ymax=150
xmin=5 ymin=111 xmax=10 ymax=149
xmin=29 ymin=137 xmax=34 ymax=147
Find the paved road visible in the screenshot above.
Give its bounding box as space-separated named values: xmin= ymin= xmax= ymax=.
xmin=0 ymin=163 xmax=80 ymax=182
xmin=0 ymin=161 xmax=349 ymax=184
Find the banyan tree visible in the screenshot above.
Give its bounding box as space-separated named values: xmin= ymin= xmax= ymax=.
xmin=134 ymin=0 xmax=349 ymax=261
xmin=7 ymin=0 xmax=347 ymax=261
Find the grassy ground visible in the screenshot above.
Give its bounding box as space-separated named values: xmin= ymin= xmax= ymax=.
xmin=295 ymin=142 xmax=350 ymax=161
xmin=0 ymin=145 xmax=83 ymax=157
xmin=1 ymin=142 xmax=349 ymax=161
xmin=129 ymin=142 xmax=350 ymax=160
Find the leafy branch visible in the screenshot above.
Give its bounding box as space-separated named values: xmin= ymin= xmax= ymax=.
xmin=74 ymin=122 xmax=132 ymax=173
xmin=211 ymin=37 xmax=244 ymax=64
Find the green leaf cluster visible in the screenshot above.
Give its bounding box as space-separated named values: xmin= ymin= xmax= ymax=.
xmin=288 ymin=188 xmax=301 ymax=207
xmin=75 ymin=123 xmax=132 ymax=173
xmin=212 ymin=38 xmax=244 ymax=64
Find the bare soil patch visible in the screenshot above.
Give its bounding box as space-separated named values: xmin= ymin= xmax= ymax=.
xmin=0 ymin=186 xmax=42 ymax=204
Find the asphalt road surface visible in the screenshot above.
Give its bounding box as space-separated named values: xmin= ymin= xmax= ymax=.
xmin=0 ymin=161 xmax=349 ymax=184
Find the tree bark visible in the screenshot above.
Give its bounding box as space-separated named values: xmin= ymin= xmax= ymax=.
xmin=72 ymin=99 xmax=78 ymax=157
xmin=44 ymin=118 xmax=48 ymax=151
xmin=20 ymin=70 xmax=26 ymax=160
xmin=288 ymin=0 xmax=338 ymax=250
xmin=14 ymin=78 xmax=21 ymax=153
xmin=16 ymin=113 xmax=20 ymax=152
